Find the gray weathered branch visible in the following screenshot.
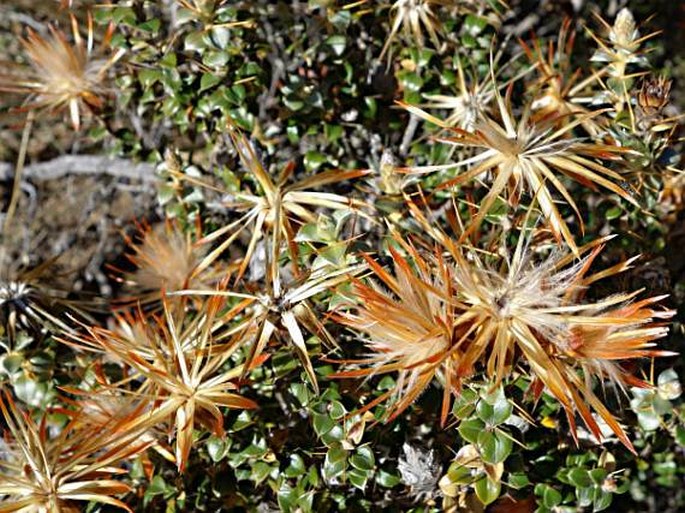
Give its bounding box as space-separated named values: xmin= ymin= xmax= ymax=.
xmin=0 ymin=155 xmax=159 ymax=183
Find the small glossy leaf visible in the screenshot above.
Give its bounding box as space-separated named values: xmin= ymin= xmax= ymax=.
xmin=200 ymin=73 xmax=222 ymax=92
xmin=474 ymin=475 xmax=501 ymax=506
xmin=535 ymin=483 xmax=562 ymax=508
xmin=377 ymin=469 xmax=401 ymax=488
xmin=285 ymin=454 xmax=307 ymax=478
xmin=568 ymin=468 xmax=593 ymax=488
xmin=477 ymin=430 xmax=512 ymax=464
xmin=458 ymin=418 xmax=485 ymax=444
xmin=349 ymin=446 xmax=375 ymax=472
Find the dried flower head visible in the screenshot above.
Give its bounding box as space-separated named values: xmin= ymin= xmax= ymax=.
xmin=177 ymin=260 xmax=364 ymax=394
xmin=522 ymin=19 xmax=606 ymax=136
xmin=442 ymin=225 xmax=673 ymax=451
xmin=398 ymin=443 xmax=441 ymax=501
xmin=636 ymin=75 xmax=672 ymax=118
xmin=401 ymin=82 xmax=637 ymax=254
xmin=0 ymin=389 xmax=150 ymax=512
xmin=379 ymin=0 xmax=448 ymax=61
xmin=118 ymin=220 xmax=219 ymax=308
xmin=412 ymin=57 xmax=497 ymax=131
xmin=176 ymin=121 xmax=368 ymax=298
xmin=379 ymin=0 xmax=506 ymax=62
xmin=68 ymin=295 xmax=258 ymax=472
xmin=332 ymin=234 xmax=463 ymax=423
xmin=0 ymin=256 xmax=86 ymax=350
xmin=335 ymin=214 xmax=674 ymax=452
xmin=0 ymin=14 xmax=124 ymax=130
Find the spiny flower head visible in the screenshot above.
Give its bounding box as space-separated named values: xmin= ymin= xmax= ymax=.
xmin=410 ymin=58 xmax=497 ymax=131
xmin=118 ymin=219 xmax=219 ymax=308
xmin=0 ymin=389 xmax=150 ymax=512
xmin=68 ymin=295 xmax=258 ymax=472
xmin=401 ymin=81 xmax=637 ymax=254
xmin=334 ymin=212 xmax=674 ymax=452
xmin=0 ymin=254 xmax=87 ymax=349
xmin=522 ymin=19 xmax=606 ymax=136
xmin=0 ymin=14 xmax=124 ymax=130
xmin=332 ymin=233 xmax=463 ymax=424
xmin=176 ymin=259 xmax=365 ymax=394
xmin=379 ymin=0 xmax=507 ymax=62
xmin=176 ymin=121 xmax=368 ymax=298
xmin=380 ymin=0 xmax=448 ymax=61
xmin=438 ymin=223 xmax=674 ymax=451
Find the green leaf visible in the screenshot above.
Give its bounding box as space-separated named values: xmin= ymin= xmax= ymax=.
xmin=398 ymin=71 xmax=423 ymax=93
xmin=317 ymin=244 xmax=348 ymax=267
xmin=304 ymin=151 xmax=328 ymax=171
xmin=307 ymin=465 xmax=320 ymax=488
xmin=452 ymin=389 xmax=478 ymax=419
xmin=147 ymin=475 xmax=169 ymax=496
xmin=458 ymin=418 xmax=485 ymax=444
xmin=290 ymin=383 xmax=310 ymax=406
xmin=657 ymin=368 xmax=681 ymax=400
xmin=577 ymin=485 xmax=594 ymax=507
xmin=13 ymin=374 xmax=51 ymax=407
xmin=483 ymin=197 xmax=508 ymax=224
xmin=325 ymin=35 xmax=347 ymax=56
xmin=535 ymin=483 xmax=563 ymax=508
xmin=463 ymin=14 xmax=488 ymax=36
xmin=323 ymin=444 xmax=348 ymax=482
xmin=377 ymin=469 xmax=401 ymax=488
xmin=508 ymin=472 xmax=530 ymax=489
xmin=675 ymin=425 xmax=685 ymax=446
xmin=476 ymin=388 xmax=512 ymax=426
xmin=313 ymin=413 xmax=335 ymax=437
xmin=589 ymin=468 xmax=608 ymax=485
xmin=2 ymin=353 xmax=23 ymax=374
xmin=325 ymin=123 xmax=344 ymax=143
xmin=206 ymin=436 xmax=228 ymax=462
xmin=250 ymin=461 xmax=274 ymax=485
xmin=593 ymin=488 xmax=613 ymax=512
xmin=209 ymin=26 xmax=231 ymax=49
xmin=200 ymin=73 xmax=222 ymax=92
xmin=568 ymin=468 xmax=593 ymax=488
xmin=329 ymin=400 xmax=347 ymax=420
xmin=285 ymin=454 xmax=307 ymax=478
xmin=277 ymin=482 xmax=296 ymax=512
xmin=139 ymin=69 xmax=162 ymax=88
xmin=203 ymin=50 xmax=229 ymax=68
xmin=477 ymin=430 xmax=512 ymax=464
xmin=138 ymin=19 xmax=161 ymax=33
xmin=349 ymin=446 xmax=375 ymax=472
xmin=605 ymin=205 xmax=623 ymax=220
xmin=447 ymin=462 xmax=473 ymax=485
xmin=474 ymin=475 xmax=501 ymax=505
xmin=348 ymin=467 xmax=370 ymax=490
xmin=112 ymin=6 xmax=136 ymax=25
xmin=185 ymin=31 xmax=208 ymax=51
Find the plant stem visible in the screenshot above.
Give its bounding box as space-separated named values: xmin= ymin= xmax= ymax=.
xmin=4 ymin=110 xmax=35 ymax=235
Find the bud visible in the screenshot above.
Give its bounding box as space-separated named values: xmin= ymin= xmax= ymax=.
xmin=637 ymin=76 xmax=672 ymax=116
xmin=611 ymin=8 xmax=639 ymax=52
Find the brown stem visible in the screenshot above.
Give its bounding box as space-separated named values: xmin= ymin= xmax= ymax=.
xmin=4 ymin=110 xmax=35 ymax=235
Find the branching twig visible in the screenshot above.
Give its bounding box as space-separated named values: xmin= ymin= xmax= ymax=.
xmin=0 ymin=155 xmax=158 ymax=183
